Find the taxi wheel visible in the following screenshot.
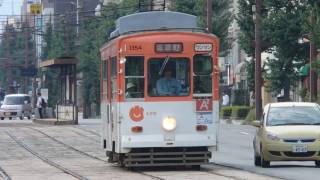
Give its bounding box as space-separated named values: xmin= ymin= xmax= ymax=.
xmin=260 ymin=148 xmax=270 ymax=168
xmin=254 ymin=154 xmax=261 ymax=166
xmin=0 ymin=117 xmax=4 ymax=120
xmin=19 ymin=116 xmax=23 ymax=120
xmin=316 ymin=161 xmax=320 ymax=167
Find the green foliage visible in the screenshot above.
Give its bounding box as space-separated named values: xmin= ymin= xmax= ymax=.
xmin=221 ymin=106 xmax=251 ymax=119
xmin=237 ymin=0 xmax=309 ymax=99
xmin=230 ymin=106 xmax=251 ymax=119
xmin=170 ymin=0 xmax=233 ymax=56
xmin=220 ymin=106 xmax=232 ymax=118
xmin=299 ymin=88 xmax=309 ymax=102
xmin=0 ymin=23 xmax=33 ymax=92
xmin=41 ymin=22 xmax=65 ymax=107
xmin=232 ymin=89 xmax=250 ymax=106
xmin=246 ymin=59 xmax=255 ymax=93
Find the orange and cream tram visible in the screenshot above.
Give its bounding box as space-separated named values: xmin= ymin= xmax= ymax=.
xmin=100 ymin=11 xmax=220 ymax=167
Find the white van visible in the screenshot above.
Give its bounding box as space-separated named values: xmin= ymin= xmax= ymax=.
xmin=0 ymin=94 xmax=32 ymax=120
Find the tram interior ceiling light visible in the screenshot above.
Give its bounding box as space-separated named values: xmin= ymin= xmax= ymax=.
xmin=162 ymin=117 xmax=177 ymax=131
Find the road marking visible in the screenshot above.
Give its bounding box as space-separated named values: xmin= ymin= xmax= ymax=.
xmin=240 ymin=131 xmax=249 ymax=135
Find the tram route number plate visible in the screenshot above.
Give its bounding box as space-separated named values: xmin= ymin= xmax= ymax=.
xmin=196 ymin=112 xmax=213 ymax=124
xmin=292 ymin=144 xmax=308 ymax=153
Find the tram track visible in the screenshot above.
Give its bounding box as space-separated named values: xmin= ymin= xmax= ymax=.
xmin=27 ymin=127 xmax=107 ymax=163
xmin=75 ymin=126 xmax=101 ymax=137
xmin=5 ymin=131 xmax=89 ymax=180
xmin=67 ymin=127 xmax=100 ymax=143
xmin=26 ymin=127 xmax=165 ymax=180
xmin=200 ymin=167 xmax=243 ymax=180
xmin=0 ymin=166 xmax=11 ymax=180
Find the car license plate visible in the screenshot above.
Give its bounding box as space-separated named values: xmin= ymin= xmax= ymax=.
xmin=4 ymin=112 xmax=11 ymax=116
xmin=292 ymin=144 xmax=308 ymax=153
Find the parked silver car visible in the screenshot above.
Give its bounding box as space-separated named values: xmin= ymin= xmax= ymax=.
xmin=0 ymin=94 xmax=32 ymax=120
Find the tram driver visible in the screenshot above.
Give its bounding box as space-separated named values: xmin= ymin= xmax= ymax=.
xmin=156 ymin=68 xmax=181 ymax=96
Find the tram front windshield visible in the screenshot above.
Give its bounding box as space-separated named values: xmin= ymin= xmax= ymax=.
xmin=148 ymin=57 xmax=190 ymax=97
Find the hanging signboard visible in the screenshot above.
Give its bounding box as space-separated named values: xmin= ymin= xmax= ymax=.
xmin=30 ymin=4 xmax=41 ymax=15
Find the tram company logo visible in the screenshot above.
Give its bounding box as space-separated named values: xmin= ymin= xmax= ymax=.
xmin=129 ymin=106 xmax=144 ymax=122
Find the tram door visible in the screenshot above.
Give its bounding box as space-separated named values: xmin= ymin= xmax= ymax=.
xmin=108 ymin=56 xmax=119 ymax=152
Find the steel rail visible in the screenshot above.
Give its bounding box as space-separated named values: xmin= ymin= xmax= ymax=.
xmin=67 ymin=127 xmax=100 ymax=143
xmin=27 ymin=127 xmax=165 ymax=180
xmin=0 ymin=166 xmax=11 ymax=180
xmin=27 ymin=127 xmax=106 ymax=163
xmin=73 ymin=126 xmax=101 ymax=137
xmin=5 ymin=131 xmax=89 ymax=180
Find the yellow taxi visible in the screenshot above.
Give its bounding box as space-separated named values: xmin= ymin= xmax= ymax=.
xmin=253 ymin=102 xmax=320 ymax=168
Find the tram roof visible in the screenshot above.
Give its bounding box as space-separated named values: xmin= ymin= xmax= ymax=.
xmin=109 ymin=11 xmax=200 ymax=39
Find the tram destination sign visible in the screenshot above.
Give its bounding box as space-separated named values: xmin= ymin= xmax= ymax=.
xmin=195 ymin=43 xmax=213 ymax=52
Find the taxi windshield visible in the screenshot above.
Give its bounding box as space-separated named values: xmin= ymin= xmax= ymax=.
xmin=267 ymin=106 xmax=320 ymax=126
xmin=148 ymin=58 xmax=190 ymax=97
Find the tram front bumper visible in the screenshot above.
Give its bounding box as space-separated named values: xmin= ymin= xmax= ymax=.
xmin=122 ymin=134 xmax=216 ymax=148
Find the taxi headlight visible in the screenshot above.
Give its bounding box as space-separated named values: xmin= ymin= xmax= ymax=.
xmin=266 ymin=133 xmax=281 ymax=141
xmin=162 ymin=117 xmax=176 ymax=131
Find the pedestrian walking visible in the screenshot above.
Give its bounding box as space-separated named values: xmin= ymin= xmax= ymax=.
xmin=222 ymin=92 xmax=230 ymax=106
xmin=36 ymin=92 xmax=46 ymax=119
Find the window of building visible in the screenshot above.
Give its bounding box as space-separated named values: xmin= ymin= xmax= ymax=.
xmin=148 ymin=57 xmax=190 ymax=97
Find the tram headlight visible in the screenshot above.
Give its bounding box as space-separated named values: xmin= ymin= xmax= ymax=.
xmin=162 ymin=116 xmax=177 ymax=131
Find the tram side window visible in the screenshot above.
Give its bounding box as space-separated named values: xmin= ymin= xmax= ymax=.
xmin=193 ymin=54 xmax=212 ymax=94
xmin=125 ymin=56 xmax=144 ymax=99
xmin=102 ymin=61 xmax=108 ymax=98
xmin=110 ymin=57 xmax=117 ymax=99
xmin=148 ymin=58 xmax=190 ymax=97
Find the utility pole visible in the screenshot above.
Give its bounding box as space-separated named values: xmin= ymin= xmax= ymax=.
xmin=32 ymin=15 xmax=37 ymax=108
xmin=254 ymin=0 xmax=262 ymax=119
xmin=24 ymin=21 xmax=29 ymax=94
xmin=207 ymin=0 xmax=212 ymax=33
xmin=310 ymin=13 xmax=317 ymax=102
xmin=5 ymin=19 xmax=13 ymax=94
xmin=76 ymin=0 xmax=79 ymax=36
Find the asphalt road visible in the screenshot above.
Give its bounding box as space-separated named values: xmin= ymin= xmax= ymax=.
xmin=214 ymin=122 xmax=320 ymax=180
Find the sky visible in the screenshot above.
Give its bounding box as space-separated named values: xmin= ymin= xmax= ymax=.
xmin=0 ymin=0 xmax=23 ymax=30
xmin=0 ymin=0 xmax=23 ymax=16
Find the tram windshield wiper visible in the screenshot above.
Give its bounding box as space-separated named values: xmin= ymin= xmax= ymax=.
xmin=159 ymin=56 xmax=170 ymax=75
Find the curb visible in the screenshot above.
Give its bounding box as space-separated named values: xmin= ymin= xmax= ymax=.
xmin=33 ymin=119 xmax=77 ymax=125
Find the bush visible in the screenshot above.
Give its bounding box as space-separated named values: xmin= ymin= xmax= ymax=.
xmin=220 ymin=106 xmax=232 ymax=118
xmin=232 ymin=89 xmax=250 ymax=106
xmin=221 ymin=106 xmax=251 ymax=119
xmin=245 ymin=108 xmax=256 ymax=123
xmin=230 ymin=106 xmax=251 ymax=119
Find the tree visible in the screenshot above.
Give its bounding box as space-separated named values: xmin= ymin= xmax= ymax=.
xmin=41 ymin=21 xmax=65 ymax=107
xmin=0 ymin=23 xmax=34 ymax=93
xmin=263 ymin=0 xmax=308 ymax=99
xmin=303 ymin=1 xmax=320 ymax=74
xmin=237 ymin=0 xmax=309 ymax=100
xmin=170 ymin=0 xmax=233 ymax=56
